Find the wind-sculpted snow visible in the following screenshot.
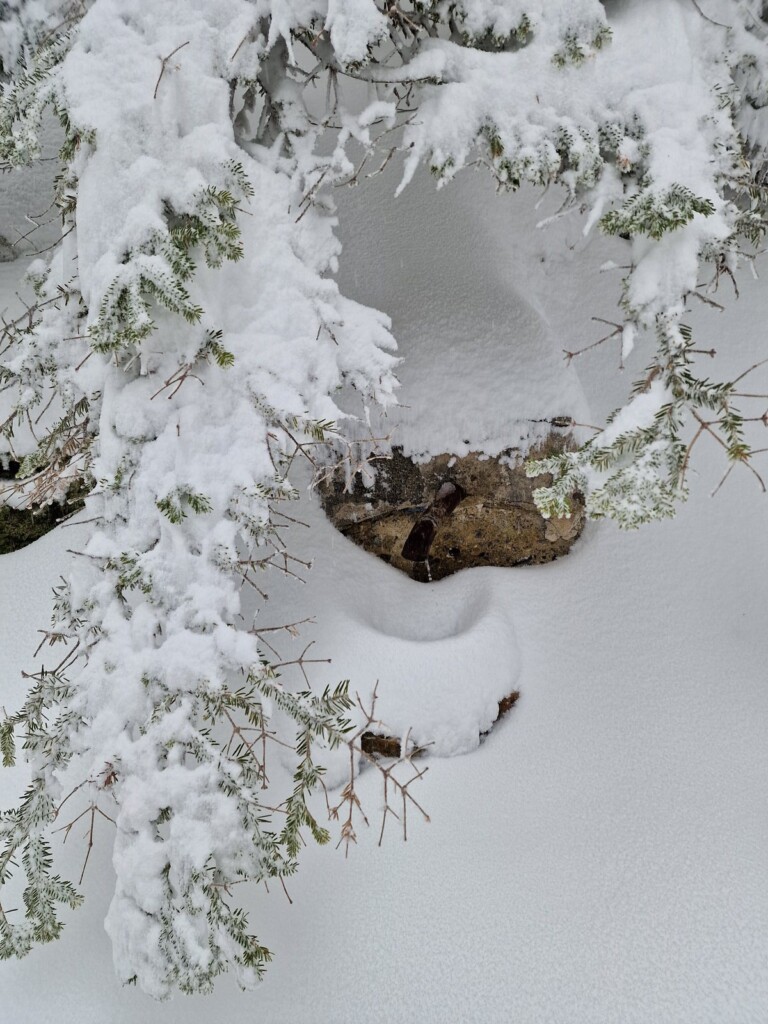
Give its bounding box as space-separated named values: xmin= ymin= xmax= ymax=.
xmin=281 ymin=534 xmax=521 ymax=786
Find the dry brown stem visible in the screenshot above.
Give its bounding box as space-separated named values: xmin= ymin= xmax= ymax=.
xmin=153 ymin=41 xmax=190 ymax=100
xmin=328 ymin=684 xmax=430 ymax=857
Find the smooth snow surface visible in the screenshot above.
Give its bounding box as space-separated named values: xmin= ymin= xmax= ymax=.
xmin=336 ymin=165 xmax=590 ymax=458
xmin=3 ymin=172 xmax=768 ymax=1022
xmin=0 ymin=117 xmax=61 ymax=256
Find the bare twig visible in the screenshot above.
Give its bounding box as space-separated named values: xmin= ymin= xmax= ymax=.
xmin=564 ymin=318 xmax=624 ymax=364
xmin=150 ymin=362 xmax=204 ymax=400
xmin=730 ymin=357 xmax=768 ymax=387
xmin=711 ymin=461 xmax=735 ymax=497
xmin=688 ymin=290 xmax=725 ymax=312
xmin=690 ymin=409 xmax=766 ymax=492
xmin=329 ymin=684 xmax=430 ymax=856
xmin=689 ymin=0 xmax=730 ymax=29
xmin=154 ymin=41 xmax=190 ymax=100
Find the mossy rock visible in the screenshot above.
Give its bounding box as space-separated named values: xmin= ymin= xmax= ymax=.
xmin=318 ymin=433 xmax=584 ymax=581
xmin=0 ymin=502 xmax=71 ymax=554
xmin=0 ymin=461 xmax=86 ymax=554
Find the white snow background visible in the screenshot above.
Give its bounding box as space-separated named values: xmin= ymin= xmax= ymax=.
xmin=2 ymin=151 xmax=768 ymax=1020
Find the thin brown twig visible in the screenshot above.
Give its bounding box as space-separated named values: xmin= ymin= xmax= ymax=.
xmin=251 ymin=617 xmax=315 ymax=636
xmin=329 ymin=684 xmax=430 ymax=856
xmin=279 ymin=877 xmax=293 ymax=904
xmin=230 ymin=32 xmax=250 ymax=62
xmin=689 ymin=290 xmax=725 ymax=312
xmin=690 ymin=409 xmax=766 ymax=492
xmin=28 ymin=223 xmax=75 ymax=259
xmin=564 ymin=318 xmax=624 ymax=364
xmin=154 ymin=41 xmax=190 ymax=100
xmin=711 ymin=461 xmax=735 ymax=497
xmin=689 ymin=0 xmax=730 ymax=29
xmin=730 ymin=357 xmax=768 ymax=387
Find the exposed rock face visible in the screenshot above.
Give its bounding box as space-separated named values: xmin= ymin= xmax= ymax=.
xmin=0 ymin=461 xmax=85 ymax=554
xmin=0 ymin=235 xmax=16 ymax=262
xmin=0 ymin=500 xmax=70 ymax=554
xmin=318 ymin=434 xmax=584 ymax=581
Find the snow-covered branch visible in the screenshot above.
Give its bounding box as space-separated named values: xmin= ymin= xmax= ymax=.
xmin=2 ymin=0 xmax=768 ymax=997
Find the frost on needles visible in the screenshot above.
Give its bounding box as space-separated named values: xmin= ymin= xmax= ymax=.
xmin=1 ymin=0 xmax=768 ymax=998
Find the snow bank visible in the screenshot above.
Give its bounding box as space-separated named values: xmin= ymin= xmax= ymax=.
xmin=3 ymin=166 xmax=768 ymax=1021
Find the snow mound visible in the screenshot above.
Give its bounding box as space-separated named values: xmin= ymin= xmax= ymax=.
xmin=336 ymin=165 xmax=590 ymax=459
xmin=264 ymin=503 xmax=520 ymax=786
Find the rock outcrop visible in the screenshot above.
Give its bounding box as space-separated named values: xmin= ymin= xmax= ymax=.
xmin=319 ymin=433 xmax=584 ymax=581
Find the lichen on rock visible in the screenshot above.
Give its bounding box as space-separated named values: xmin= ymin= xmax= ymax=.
xmin=318 ymin=432 xmax=584 ymax=581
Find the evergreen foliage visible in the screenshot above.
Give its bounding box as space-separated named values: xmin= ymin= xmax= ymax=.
xmin=0 ymin=0 xmax=767 ymax=997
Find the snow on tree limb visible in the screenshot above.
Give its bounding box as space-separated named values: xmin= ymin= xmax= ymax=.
xmin=1 ymin=0 xmax=768 ymax=997
xmin=0 ymin=0 xmax=398 ymax=997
